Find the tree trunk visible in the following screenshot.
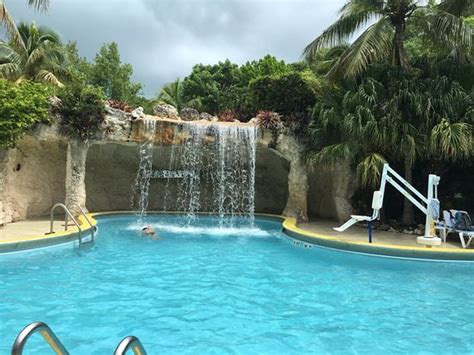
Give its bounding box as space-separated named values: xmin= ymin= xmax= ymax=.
xmin=402 ymin=156 xmax=415 ymax=225
xmin=65 ymin=139 xmax=89 ymax=216
xmin=392 ymin=23 xmax=410 ymax=70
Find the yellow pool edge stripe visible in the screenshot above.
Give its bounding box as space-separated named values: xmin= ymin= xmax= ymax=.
xmin=2 ymin=211 xmax=474 ymax=260
xmin=281 ymin=217 xmax=474 ymax=260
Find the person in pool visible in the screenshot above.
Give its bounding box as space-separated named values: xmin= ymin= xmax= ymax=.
xmin=142 ymin=226 xmax=159 ymax=238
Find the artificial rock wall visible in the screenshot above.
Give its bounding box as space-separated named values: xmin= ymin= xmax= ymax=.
xmin=0 ymin=135 xmax=67 ymax=223
xmin=0 ymin=109 xmax=354 ymax=225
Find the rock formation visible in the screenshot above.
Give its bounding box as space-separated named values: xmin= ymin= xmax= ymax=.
xmin=180 ymin=107 xmax=200 ymax=121
xmin=276 ymin=134 xmax=309 ymax=222
xmin=65 ymin=139 xmax=90 ymax=215
xmin=153 ymin=104 xmax=180 ymax=120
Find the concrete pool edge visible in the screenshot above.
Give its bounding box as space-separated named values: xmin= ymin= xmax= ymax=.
xmin=0 ymin=214 xmax=97 ymax=253
xmin=1 ymin=212 xmax=474 ymax=261
xmin=281 ymin=217 xmax=474 ymax=261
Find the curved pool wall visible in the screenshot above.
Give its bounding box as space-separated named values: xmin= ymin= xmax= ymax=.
xmin=1 ymin=212 xmax=474 ymax=261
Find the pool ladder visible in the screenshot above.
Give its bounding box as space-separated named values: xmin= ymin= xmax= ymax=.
xmin=11 ymin=321 xmax=147 ymax=354
xmin=47 ymin=203 xmax=96 ymax=245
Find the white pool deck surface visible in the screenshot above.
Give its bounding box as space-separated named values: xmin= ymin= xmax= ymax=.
xmin=0 ymin=216 xmax=466 ymax=250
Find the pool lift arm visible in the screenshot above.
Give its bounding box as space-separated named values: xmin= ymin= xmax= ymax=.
xmin=334 ymin=163 xmax=442 ymax=246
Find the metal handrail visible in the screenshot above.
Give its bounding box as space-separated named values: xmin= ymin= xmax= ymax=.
xmin=70 ymin=203 xmax=95 ymax=242
xmin=48 ymin=203 xmax=82 ymax=244
xmin=11 ymin=321 xmax=69 ymax=355
xmin=114 ymin=336 xmax=147 ymax=355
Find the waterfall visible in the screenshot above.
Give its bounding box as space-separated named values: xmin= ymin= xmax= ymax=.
xmin=132 ymin=119 xmax=156 ymax=220
xmin=166 ymin=123 xmax=258 ymax=225
xmin=132 ymin=119 xmax=258 ymax=225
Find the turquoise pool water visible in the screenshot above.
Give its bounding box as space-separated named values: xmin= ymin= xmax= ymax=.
xmin=1 ymin=215 xmax=474 ymax=354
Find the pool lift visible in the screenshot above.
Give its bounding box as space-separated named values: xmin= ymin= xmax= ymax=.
xmin=334 ymin=163 xmax=442 ymax=246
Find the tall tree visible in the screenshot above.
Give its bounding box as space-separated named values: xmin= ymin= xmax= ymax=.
xmin=88 ymin=42 xmax=142 ymax=102
xmin=0 ymin=22 xmax=67 ymax=86
xmin=304 ymin=0 xmax=473 ymax=79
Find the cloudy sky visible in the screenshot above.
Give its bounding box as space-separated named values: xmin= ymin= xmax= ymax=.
xmin=7 ymin=0 xmax=344 ymax=97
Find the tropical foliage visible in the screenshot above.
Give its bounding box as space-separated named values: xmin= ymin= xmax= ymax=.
xmin=158 ymin=78 xmax=200 ymax=112
xmin=179 ymin=56 xmax=303 ymax=118
xmin=0 ymin=0 xmax=50 ymax=54
xmin=56 ymin=82 xmax=106 ymax=140
xmin=304 ymin=0 xmax=473 ymax=80
xmin=256 ymin=111 xmax=283 ymax=148
xmin=307 ymin=64 xmax=473 ymax=223
xmin=0 ymin=22 xmax=67 ymax=86
xmin=0 ymin=0 xmax=473 ymax=223
xmin=0 ymin=79 xmax=51 ymax=148
xmin=248 ymin=72 xmax=317 ymax=117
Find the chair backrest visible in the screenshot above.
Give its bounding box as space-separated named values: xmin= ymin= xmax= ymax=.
xmin=443 ymin=210 xmax=453 ymax=228
xmin=451 ymin=210 xmax=472 ymax=231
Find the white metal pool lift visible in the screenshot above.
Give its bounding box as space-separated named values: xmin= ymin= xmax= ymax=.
xmin=334 ymin=163 xmax=442 ymax=246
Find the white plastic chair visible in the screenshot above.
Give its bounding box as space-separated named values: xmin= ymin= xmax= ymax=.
xmin=443 ymin=210 xmax=474 ymax=248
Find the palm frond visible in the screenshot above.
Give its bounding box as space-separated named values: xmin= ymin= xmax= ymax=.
xmin=0 ymin=62 xmax=19 ymax=78
xmin=437 ymin=0 xmax=474 ymax=17
xmin=0 ymin=4 xmax=27 ymax=54
xmin=356 ymin=153 xmax=386 ymax=187
xmin=34 ymin=69 xmax=64 ymax=87
xmin=0 ymin=41 xmax=17 ymax=61
xmin=327 ymin=17 xmax=393 ymax=80
xmin=25 ymin=47 xmax=45 ymax=68
xmin=27 ymin=0 xmax=49 ymax=11
xmin=307 ymin=142 xmax=354 ymax=167
xmin=427 ymin=10 xmax=472 ymax=49
xmin=431 ymin=119 xmax=472 ymax=160
xmin=303 ymin=0 xmax=383 ymax=60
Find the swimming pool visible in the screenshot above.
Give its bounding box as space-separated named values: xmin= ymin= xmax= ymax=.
xmin=1 ymin=214 xmax=474 ymax=354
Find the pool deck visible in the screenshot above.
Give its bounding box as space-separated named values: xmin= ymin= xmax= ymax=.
xmin=1 ymin=213 xmax=473 ymax=260
xmin=298 ymin=220 xmax=463 ymax=249
xmin=0 ymin=215 xmax=96 ymax=253
xmin=0 ymin=218 xmax=55 ymax=243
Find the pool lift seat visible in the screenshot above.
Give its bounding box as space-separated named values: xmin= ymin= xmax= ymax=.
xmin=334 ymin=163 xmax=442 ymax=246
xmin=333 ymin=191 xmax=383 ymax=238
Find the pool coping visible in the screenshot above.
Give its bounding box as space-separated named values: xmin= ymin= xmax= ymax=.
xmin=1 ymin=212 xmax=474 ymax=261
xmin=281 ymin=217 xmax=474 ymax=261
xmin=0 ymin=214 xmax=97 ymax=253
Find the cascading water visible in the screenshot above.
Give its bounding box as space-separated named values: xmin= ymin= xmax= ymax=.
xmin=131 ymin=119 xmax=156 ymax=220
xmin=165 ymin=123 xmax=258 ymax=225
xmin=132 ymin=119 xmax=258 ymax=226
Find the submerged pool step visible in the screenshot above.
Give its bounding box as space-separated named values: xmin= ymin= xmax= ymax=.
xmin=11 ymin=321 xmax=147 ymax=355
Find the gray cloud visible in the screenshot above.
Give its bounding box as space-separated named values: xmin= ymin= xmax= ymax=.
xmin=4 ymin=0 xmax=343 ymax=97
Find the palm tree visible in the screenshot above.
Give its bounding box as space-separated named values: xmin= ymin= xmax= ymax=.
xmin=0 ymin=22 xmax=67 ymax=86
xmin=308 ymin=67 xmax=472 ymax=224
xmin=304 ymin=0 xmax=473 ymax=79
xmin=1 ymin=0 xmax=49 ymax=51
xmin=157 ymin=78 xmax=201 ymax=112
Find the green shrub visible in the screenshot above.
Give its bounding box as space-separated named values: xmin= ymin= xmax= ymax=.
xmin=248 ymin=72 xmax=317 ymax=117
xmin=57 ymin=83 xmax=106 ymax=140
xmin=0 ymin=80 xmax=52 ymax=148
